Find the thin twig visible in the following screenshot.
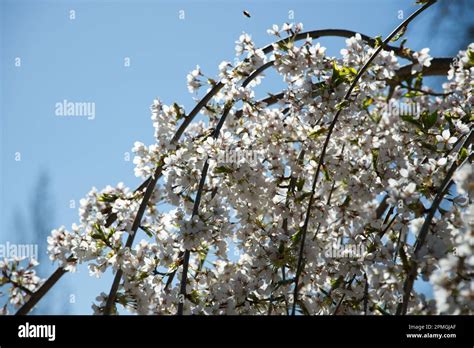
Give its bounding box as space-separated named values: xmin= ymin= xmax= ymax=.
xmin=15 ymin=264 xmax=69 ymax=315
xmin=333 ymin=294 xmax=346 ymax=315
xmin=399 ymin=83 xmax=453 ymax=97
xmin=176 ymin=158 xmax=210 ymax=315
xmin=267 ymin=150 xmax=306 ymax=315
xmin=291 ymin=146 xmax=342 ymax=315
xmin=363 ymin=273 xmax=369 ymax=315
xmin=103 ymin=165 xmax=165 ymax=314
xmin=2 ymin=271 xmax=34 ymax=296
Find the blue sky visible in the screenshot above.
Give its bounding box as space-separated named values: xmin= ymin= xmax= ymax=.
xmin=1 ymin=0 xmax=471 ymax=314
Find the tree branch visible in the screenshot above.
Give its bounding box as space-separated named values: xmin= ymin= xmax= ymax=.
xmin=15 ymin=264 xmax=69 ymax=315
xmin=2 ymin=271 xmax=34 ymax=296
xmin=396 ymin=130 xmax=473 ymax=315
xmin=103 ymin=165 xmax=165 ymax=314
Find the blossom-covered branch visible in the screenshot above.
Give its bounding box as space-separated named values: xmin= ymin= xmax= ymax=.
xmin=10 ymin=0 xmax=474 ymax=316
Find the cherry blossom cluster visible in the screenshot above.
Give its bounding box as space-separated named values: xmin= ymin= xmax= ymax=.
xmin=47 ymin=182 xmax=158 ymax=275
xmin=4 ymin=22 xmax=473 ymax=315
xmin=430 ymin=163 xmax=473 ymax=314
xmin=0 ymin=257 xmax=42 ymax=314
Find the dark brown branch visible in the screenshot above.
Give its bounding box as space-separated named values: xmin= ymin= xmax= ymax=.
xmin=15 ymin=264 xmax=69 ymax=315
xmin=333 ymin=294 xmax=346 ymax=315
xmin=176 ymin=159 xmax=210 ymax=315
xmin=376 ymin=195 xmax=390 ymax=220
xmin=363 ymin=273 xmax=369 ymax=315
xmin=268 ymin=150 xmax=306 ymax=315
xmin=263 ymin=29 xmax=415 ymax=61
xmin=399 ymin=83 xmax=453 ymax=97
xmin=391 ymin=57 xmax=453 ymax=82
xmin=103 ymin=165 xmax=165 ymax=314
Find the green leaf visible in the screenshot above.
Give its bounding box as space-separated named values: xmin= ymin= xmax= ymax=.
xmin=91 ymin=223 xmax=111 ymax=243
xmin=295 ymin=191 xmax=312 ymax=203
xmin=90 ymin=232 xmax=103 ymax=240
xmin=458 ymin=147 xmax=469 ymax=163
xmin=308 ymin=127 xmax=327 ymax=140
xmin=137 ymin=271 xmax=149 ymax=281
xmin=371 ymin=148 xmax=379 ymax=172
xmin=420 ymin=142 xmax=437 ymax=152
xmin=335 ymin=100 xmax=350 ymax=111
xmin=347 ymin=67 xmax=357 ymax=75
xmin=98 ymin=193 xmax=118 ymax=202
xmin=296 ymin=178 xmax=305 ymax=191
xmin=331 ymin=62 xmax=357 ymax=86
xmin=106 ymin=227 xmax=116 ymax=239
xmin=207 ymin=78 xmax=217 ymax=86
xmin=467 ymin=48 xmax=474 ymax=67
xmin=421 ymin=111 xmax=438 ymax=130
xmin=255 ymin=218 xmax=266 ymax=230
xmin=188 ymin=289 xmax=201 ymax=305
xmin=400 ymin=38 xmax=408 ymax=49
xmin=374 ymin=36 xmax=383 ymax=48
xmin=414 ymin=73 xmax=423 ymax=90
xmin=330 ymin=276 xmax=344 ymax=290
xmin=367 ymin=243 xmax=376 ymax=253
xmin=93 ymin=223 xmax=104 ymax=235
xmin=290 ymin=229 xmax=302 ymax=245
xmin=140 ymin=225 xmax=155 ymax=238
xmin=197 ymin=246 xmax=209 ymax=272
xmin=362 ymin=97 xmax=374 ymax=110
xmin=322 ymin=164 xmax=331 ymax=181
xmin=214 ymin=166 xmax=233 ymax=174
xmin=390 ymin=25 xmax=407 ymax=42
xmin=400 ymin=114 xmax=423 ymax=129
xmin=404 ymin=91 xmax=423 ymax=98
xmin=277 ymin=40 xmax=292 ymax=52
xmin=172 ymin=103 xmax=184 ymax=120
